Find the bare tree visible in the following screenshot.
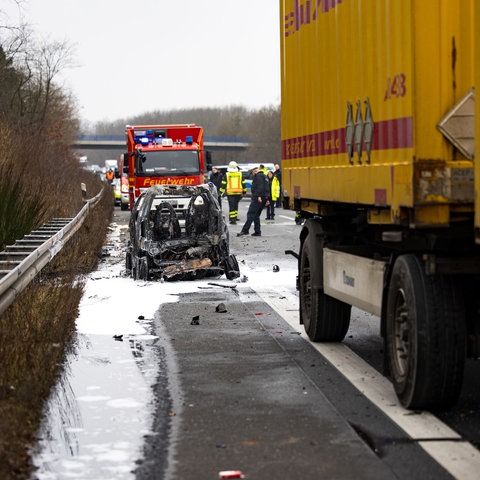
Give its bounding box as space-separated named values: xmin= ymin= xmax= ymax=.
xmin=29 ymin=38 xmax=76 ymax=124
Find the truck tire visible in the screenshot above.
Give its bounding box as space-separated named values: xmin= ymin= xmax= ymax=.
xmin=299 ymin=235 xmax=351 ymax=341
xmin=385 ymin=254 xmax=466 ymax=410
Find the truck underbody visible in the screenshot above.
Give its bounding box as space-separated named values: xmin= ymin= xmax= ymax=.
xmin=291 ymin=197 xmax=480 ymax=410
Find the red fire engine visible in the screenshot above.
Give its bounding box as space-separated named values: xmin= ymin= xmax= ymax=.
xmin=124 ymin=124 xmax=211 ymax=209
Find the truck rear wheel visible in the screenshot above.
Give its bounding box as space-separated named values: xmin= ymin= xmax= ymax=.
xmin=300 ymin=235 xmax=351 ymax=341
xmin=386 ymin=254 xmax=466 ymax=410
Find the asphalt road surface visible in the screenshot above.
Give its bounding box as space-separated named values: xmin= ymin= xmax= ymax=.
xmin=112 ymin=198 xmax=480 ymax=480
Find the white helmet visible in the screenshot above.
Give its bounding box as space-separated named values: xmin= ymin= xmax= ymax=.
xmin=227 ymin=161 xmax=238 ymax=172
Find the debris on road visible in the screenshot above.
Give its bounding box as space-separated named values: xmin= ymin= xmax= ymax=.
xmin=215 ymin=303 xmax=227 ymax=313
xmin=208 ymin=282 xmax=237 ymax=289
xmin=218 ymin=471 xmax=245 ymax=479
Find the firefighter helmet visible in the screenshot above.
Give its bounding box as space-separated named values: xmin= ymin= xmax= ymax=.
xmin=228 ymin=161 xmax=238 ymax=172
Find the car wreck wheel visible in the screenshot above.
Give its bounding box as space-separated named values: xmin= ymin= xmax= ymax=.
xmin=125 ymin=251 xmax=132 ymax=272
xmin=137 ymin=256 xmax=149 ymax=281
xmin=224 ymin=254 xmax=240 ymax=280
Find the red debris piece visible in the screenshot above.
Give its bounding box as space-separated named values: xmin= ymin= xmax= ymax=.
xmin=219 ymin=471 xmax=245 ymax=479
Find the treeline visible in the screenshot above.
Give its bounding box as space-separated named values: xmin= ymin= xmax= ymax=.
xmin=0 ymin=23 xmax=103 ymax=249
xmin=90 ymin=104 xmax=281 ymax=166
xmin=0 ymin=21 xmax=112 ymax=479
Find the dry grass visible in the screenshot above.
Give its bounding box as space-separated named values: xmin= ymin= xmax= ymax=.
xmin=0 ymin=46 xmax=117 ymax=479
xmin=0 ymin=185 xmax=113 ymax=479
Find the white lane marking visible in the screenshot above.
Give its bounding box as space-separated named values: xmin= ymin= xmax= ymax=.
xmin=245 ymin=287 xmax=480 ymax=480
xmin=418 ymin=441 xmax=480 ymax=480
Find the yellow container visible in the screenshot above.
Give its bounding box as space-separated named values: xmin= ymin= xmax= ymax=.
xmin=280 ymin=0 xmax=475 ymax=227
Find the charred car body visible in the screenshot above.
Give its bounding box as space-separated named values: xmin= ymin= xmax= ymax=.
xmin=126 ymin=184 xmax=240 ymax=281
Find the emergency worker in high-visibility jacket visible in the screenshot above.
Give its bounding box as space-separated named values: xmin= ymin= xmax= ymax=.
xmin=265 ymin=170 xmax=280 ymax=220
xmin=219 ymin=161 xmax=246 ymax=224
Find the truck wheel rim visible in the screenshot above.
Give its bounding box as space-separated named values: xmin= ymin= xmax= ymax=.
xmin=393 ymin=287 xmax=409 ymax=377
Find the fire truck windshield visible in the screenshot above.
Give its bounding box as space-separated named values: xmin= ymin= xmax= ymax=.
xmin=136 ymin=150 xmax=200 ymax=176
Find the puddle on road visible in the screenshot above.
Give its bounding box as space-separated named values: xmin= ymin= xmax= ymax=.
xmin=32 ymin=328 xmax=159 ymax=480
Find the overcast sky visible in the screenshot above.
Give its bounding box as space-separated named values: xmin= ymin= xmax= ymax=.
xmin=2 ymin=0 xmax=280 ymax=124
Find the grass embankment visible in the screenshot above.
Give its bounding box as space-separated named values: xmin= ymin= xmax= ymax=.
xmin=0 ymin=127 xmax=114 ymax=479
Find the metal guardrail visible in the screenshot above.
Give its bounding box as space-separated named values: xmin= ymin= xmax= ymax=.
xmin=0 ymin=189 xmax=104 ymax=316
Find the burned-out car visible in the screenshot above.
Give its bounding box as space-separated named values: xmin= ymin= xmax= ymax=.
xmin=125 ymin=184 xmax=240 ymax=281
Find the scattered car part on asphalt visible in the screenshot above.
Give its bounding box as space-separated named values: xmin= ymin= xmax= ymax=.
xmin=208 ymin=282 xmax=237 ymax=289
xmin=215 ymin=303 xmax=227 ymax=313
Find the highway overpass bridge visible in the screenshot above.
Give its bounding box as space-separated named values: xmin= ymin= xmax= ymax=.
xmin=74 ymin=135 xmax=250 ymax=152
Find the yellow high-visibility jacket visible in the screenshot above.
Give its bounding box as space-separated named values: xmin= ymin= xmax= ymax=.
xmin=270 ymin=176 xmax=280 ymax=202
xmin=219 ymin=171 xmax=246 ymax=195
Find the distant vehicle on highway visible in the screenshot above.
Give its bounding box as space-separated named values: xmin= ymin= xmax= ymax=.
xmin=120 ymin=175 xmax=129 ymax=210
xmin=84 ymin=164 xmax=103 ymax=178
xmin=112 ymin=178 xmax=121 ymax=206
xmin=86 ymin=164 xmax=101 ymax=172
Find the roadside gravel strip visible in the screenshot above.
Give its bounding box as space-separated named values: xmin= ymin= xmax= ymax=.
xmin=140 ymin=286 xmax=408 ymax=480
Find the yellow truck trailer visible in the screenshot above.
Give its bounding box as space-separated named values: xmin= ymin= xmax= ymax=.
xmin=280 ymin=0 xmax=479 ymax=409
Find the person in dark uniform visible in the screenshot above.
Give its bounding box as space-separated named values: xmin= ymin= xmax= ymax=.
xmin=209 ymin=166 xmax=224 ymax=203
xmin=237 ymin=165 xmax=268 ymax=237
